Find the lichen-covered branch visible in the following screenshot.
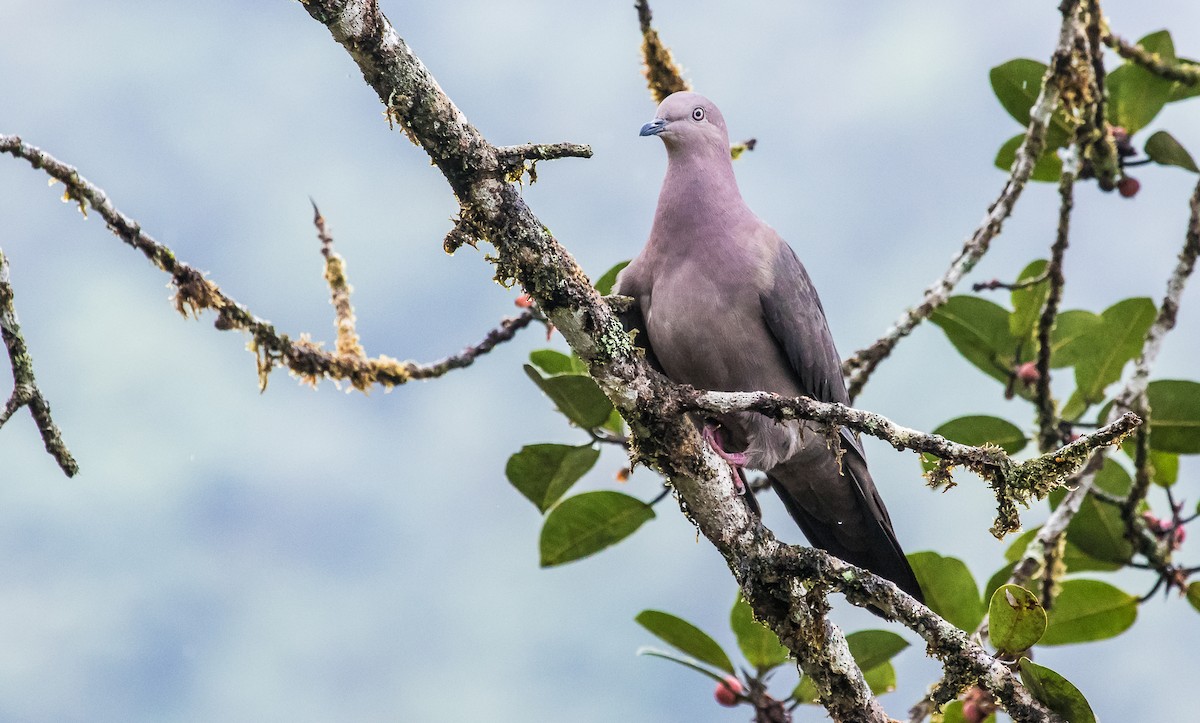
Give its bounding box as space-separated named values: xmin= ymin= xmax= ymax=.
xmin=635 ymin=0 xmax=690 ymax=103
xmin=0 ymin=134 xmax=536 ymax=392
xmin=1103 ymin=31 xmax=1200 ymax=85
xmin=842 ymin=2 xmax=1082 ymax=401
xmin=0 ymin=249 xmax=78 ymax=477
xmin=313 ymin=202 xmax=365 ymax=360
xmin=679 ymin=386 xmax=1139 ymax=535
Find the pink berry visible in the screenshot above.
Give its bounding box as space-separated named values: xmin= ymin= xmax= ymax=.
xmin=714 ymin=676 xmax=743 ymax=707
xmin=1118 ymin=176 xmax=1140 ymax=198
xmin=1016 ymin=362 xmax=1040 ymax=384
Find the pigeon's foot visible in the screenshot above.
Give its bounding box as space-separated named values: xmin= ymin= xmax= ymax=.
xmin=702 ymin=422 xmax=748 ymax=494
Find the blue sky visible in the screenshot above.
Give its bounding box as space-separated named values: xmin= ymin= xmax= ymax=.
xmin=2 ymin=1 xmax=1199 ymax=720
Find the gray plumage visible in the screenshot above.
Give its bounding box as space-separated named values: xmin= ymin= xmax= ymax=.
xmin=616 ymin=92 xmax=923 ymax=601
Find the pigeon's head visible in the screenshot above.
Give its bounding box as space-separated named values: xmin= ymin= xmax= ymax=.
xmin=639 ymin=92 xmax=731 ymax=157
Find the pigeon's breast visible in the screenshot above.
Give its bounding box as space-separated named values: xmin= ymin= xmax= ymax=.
xmin=644 ymin=257 xmax=801 ymax=398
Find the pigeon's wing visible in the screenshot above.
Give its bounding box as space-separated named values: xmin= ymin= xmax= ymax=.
xmin=759 ymin=239 xmax=924 ymax=602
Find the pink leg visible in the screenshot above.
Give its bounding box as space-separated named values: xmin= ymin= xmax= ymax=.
xmin=702 ymin=423 xmax=748 ymax=494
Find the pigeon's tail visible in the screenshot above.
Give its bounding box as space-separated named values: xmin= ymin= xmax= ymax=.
xmin=767 ymin=441 xmax=924 ymax=604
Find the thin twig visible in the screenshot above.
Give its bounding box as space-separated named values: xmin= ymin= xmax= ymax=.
xmin=635 ymin=0 xmax=690 ymax=103
xmin=1103 ymin=32 xmax=1200 ymax=85
xmin=972 ymin=273 xmax=1049 ymax=292
xmin=1035 ymin=160 xmax=1075 ymax=451
xmin=313 ymin=201 xmax=365 ymax=360
xmin=0 ymin=249 xmax=78 ymax=477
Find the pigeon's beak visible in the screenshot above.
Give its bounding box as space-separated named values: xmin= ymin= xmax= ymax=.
xmin=639 ymin=118 xmax=667 ymax=137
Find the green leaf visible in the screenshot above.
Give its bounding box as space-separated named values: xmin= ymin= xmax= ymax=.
xmin=524 ymin=364 xmax=614 ymax=429
xmin=1108 ymin=33 xmax=1175 ymax=134
xmin=991 ymin=59 xmax=1050 ymax=125
xmin=1168 ymin=60 xmax=1200 ymax=102
xmin=1009 ymin=260 xmax=1050 ymax=346
xmin=1188 ymin=582 xmax=1200 ymax=614
xmin=906 ymin=552 xmax=985 ymax=631
xmin=939 ymin=700 xmax=997 ymax=723
xmin=528 ymin=349 xmax=586 ymax=376
xmin=930 ymin=296 xmax=1019 ymax=385
xmin=1061 ymin=460 xmax=1134 ymax=565
xmin=637 ymin=647 xmax=728 ymax=685
xmin=506 ymin=444 xmax=600 ymax=513
xmin=921 ymin=416 xmax=1027 ymax=472
xmin=1018 ymin=658 xmax=1097 ymax=723
xmin=984 ymin=562 xmax=1022 ymax=605
xmin=594 ymin=260 xmax=630 ymax=296
xmin=995 ymin=132 xmax=1063 ymax=182
xmin=1144 ymin=130 xmax=1199 ymax=173
xmin=1121 ymin=437 xmax=1179 ymax=486
xmin=539 ymin=491 xmax=654 ymax=567
xmin=730 ymin=593 xmax=790 ymax=671
xmin=845 ymin=630 xmax=909 ymax=671
xmin=1041 ymin=579 xmax=1137 ymax=645
xmin=1146 ymin=380 xmax=1200 ymax=453
xmin=988 ymin=585 xmax=1047 ymax=655
xmin=861 ymin=661 xmax=897 ymax=696
xmin=635 ymin=610 xmax=735 ymax=674
xmin=1049 ymin=310 xmax=1103 ymax=369
xmin=601 ymin=407 xmax=626 ymax=437
xmin=1003 ymin=525 xmax=1121 ymax=575
xmin=1071 ymin=298 xmax=1156 ymax=408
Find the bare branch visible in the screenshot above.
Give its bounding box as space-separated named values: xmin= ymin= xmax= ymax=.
xmin=0 ymin=249 xmax=78 ymax=477
xmin=495 ymin=142 xmax=593 ymax=165
xmin=842 ymin=6 xmax=1081 ymax=401
xmin=1114 ymin=177 xmax=1200 ymax=412
xmin=0 ymin=134 xmax=536 ymax=392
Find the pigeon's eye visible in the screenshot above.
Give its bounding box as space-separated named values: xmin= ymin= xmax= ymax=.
xmin=691 ymin=107 xmax=705 ymax=122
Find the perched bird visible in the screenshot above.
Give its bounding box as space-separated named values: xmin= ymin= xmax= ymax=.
xmin=615 ymin=92 xmax=924 ymax=601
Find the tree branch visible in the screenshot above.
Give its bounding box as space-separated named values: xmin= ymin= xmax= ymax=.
xmin=635 ymin=0 xmax=690 ymax=103
xmin=0 ymin=249 xmax=78 ymax=477
xmin=677 ymin=386 xmax=1139 ymax=536
xmin=1102 ymin=31 xmax=1200 ymax=85
xmin=1035 ymin=159 xmax=1075 ymax=451
xmin=292 ymin=3 xmax=1077 ymax=719
xmin=842 ymin=2 xmax=1082 ymax=401
xmin=0 ymin=134 xmax=536 ymax=392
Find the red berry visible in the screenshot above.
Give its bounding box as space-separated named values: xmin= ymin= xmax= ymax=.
xmin=714 ymin=676 xmax=743 ymax=707
xmin=1118 ymin=176 xmax=1140 ymax=198
xmin=1016 ymin=362 xmax=1040 ymax=384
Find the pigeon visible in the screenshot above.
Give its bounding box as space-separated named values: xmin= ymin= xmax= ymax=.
xmin=615 ymin=91 xmax=923 ymax=601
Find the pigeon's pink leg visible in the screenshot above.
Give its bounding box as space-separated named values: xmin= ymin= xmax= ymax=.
xmin=702 ymin=423 xmax=748 ymax=494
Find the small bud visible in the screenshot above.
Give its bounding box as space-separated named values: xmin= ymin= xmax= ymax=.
xmin=1016 ymin=362 xmax=1040 ymax=384
xmin=714 ymin=676 xmax=743 ymax=707
xmin=615 ymin=467 xmax=631 ymax=483
xmin=1118 ymin=176 xmax=1141 ymax=198
xmin=514 ymin=293 xmax=533 ymax=308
